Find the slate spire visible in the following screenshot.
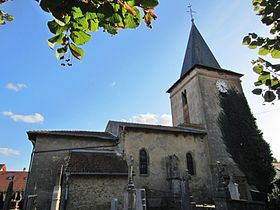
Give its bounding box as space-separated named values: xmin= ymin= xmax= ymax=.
xmin=180 ymin=22 xmax=221 ymax=77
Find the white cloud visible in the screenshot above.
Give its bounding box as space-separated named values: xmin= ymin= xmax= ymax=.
xmin=5 ymin=83 xmax=27 ymax=92
xmin=0 ymin=148 xmax=20 ymax=156
xmin=110 ymin=81 xmax=116 ymax=87
xmin=123 ymin=113 xmax=172 ymax=126
xmin=2 ymin=111 xmax=44 ymax=123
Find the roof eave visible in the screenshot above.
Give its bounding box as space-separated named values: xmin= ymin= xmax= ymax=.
xmin=27 ymin=131 xmax=118 ymax=142
xmin=108 ymin=121 xmax=206 ymax=135
xmin=167 ymin=64 xmax=243 ymax=93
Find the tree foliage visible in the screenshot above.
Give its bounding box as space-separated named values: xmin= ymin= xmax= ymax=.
xmin=218 ymin=89 xmax=275 ymax=194
xmin=243 ymin=0 xmax=280 ymax=102
xmin=1 ymin=0 xmax=159 ymax=65
xmin=39 ymin=0 xmax=159 ymax=65
xmin=0 ymin=0 xmax=14 ymax=25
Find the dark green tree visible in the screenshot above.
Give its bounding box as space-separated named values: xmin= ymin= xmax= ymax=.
xmin=218 ymin=89 xmax=275 ymax=194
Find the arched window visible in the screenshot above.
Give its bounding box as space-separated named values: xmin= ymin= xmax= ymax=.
xmin=139 ymin=149 xmax=148 ymax=175
xmin=186 ymin=153 xmax=195 ymax=175
xmin=181 ymin=90 xmax=190 ymax=123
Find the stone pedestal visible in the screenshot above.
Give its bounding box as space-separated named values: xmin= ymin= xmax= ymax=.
xmin=124 ymin=189 xmax=136 ymax=210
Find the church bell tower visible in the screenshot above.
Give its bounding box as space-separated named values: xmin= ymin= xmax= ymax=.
xmin=167 ymin=21 xmax=244 ymax=167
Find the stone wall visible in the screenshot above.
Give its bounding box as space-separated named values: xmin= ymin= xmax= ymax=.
xmin=67 ymin=175 xmax=127 ymax=210
xmin=25 ymin=136 xmax=116 ymax=210
xmin=169 ymin=67 xmax=243 ymax=166
xmin=170 ymin=70 xmax=206 ymax=127
xmin=197 ymin=68 xmax=243 ymax=165
xmin=122 ymin=130 xmax=212 ymax=202
xmin=168 ymin=67 xmax=246 ymax=200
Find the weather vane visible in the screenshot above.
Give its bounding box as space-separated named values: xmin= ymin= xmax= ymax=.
xmin=187 ymin=4 xmax=196 ymax=23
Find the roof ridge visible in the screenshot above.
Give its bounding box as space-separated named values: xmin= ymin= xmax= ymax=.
xmin=108 ymin=120 xmax=204 ymax=129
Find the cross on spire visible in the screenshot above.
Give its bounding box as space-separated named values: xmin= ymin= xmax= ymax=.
xmin=187 ymin=4 xmax=196 ymax=23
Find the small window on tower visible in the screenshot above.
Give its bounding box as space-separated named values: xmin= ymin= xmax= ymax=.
xmin=186 ymin=153 xmax=195 ymax=175
xmin=182 ymin=90 xmax=187 ymax=105
xmin=7 ymin=176 xmax=14 ymax=181
xmin=181 ymin=90 xmax=190 ymax=123
xmin=139 ymin=149 xmax=149 ymax=175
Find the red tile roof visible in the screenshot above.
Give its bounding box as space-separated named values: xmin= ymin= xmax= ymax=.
xmin=0 ymin=171 xmax=28 ymax=192
xmin=0 ymin=164 xmax=6 ymax=171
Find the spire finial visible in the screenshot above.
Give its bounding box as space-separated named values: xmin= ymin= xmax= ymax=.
xmin=187 ymin=4 xmax=196 ymax=23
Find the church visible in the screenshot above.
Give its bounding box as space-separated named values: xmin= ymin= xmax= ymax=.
xmin=24 ymin=21 xmax=254 ymax=210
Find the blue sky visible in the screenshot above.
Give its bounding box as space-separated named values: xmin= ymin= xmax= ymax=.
xmin=0 ymin=0 xmax=279 ymax=170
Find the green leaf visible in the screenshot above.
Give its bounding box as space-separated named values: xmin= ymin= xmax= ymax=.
xmin=270 ymin=28 xmax=276 ymax=34
xmin=126 ymin=0 xmax=137 ymax=7
xmin=248 ymin=41 xmax=258 ymax=49
xmin=265 ymin=79 xmax=271 ymax=86
xmin=54 ymin=17 xmax=66 ymax=26
xmin=252 ymin=88 xmax=262 ymax=95
xmin=85 ymin=12 xmax=98 ymax=20
xmin=64 ymin=15 xmax=71 ymax=24
xmin=254 ymin=80 xmax=263 ymax=86
xmin=88 ymin=19 xmax=98 ymax=32
xmin=48 ymin=20 xmax=68 ymax=34
xmin=253 ymin=5 xmax=259 ymax=11
xmin=272 ymin=64 xmax=280 ymax=72
xmin=258 ymin=72 xmax=270 ymax=83
xmin=249 ymin=32 xmax=257 ymax=39
xmin=47 ymin=33 xmax=65 ymax=49
xmin=257 ymin=37 xmax=265 ymax=45
xmin=72 ymin=17 xmax=89 ymax=30
xmin=55 ymin=47 xmax=66 ymax=59
xmin=242 ymin=36 xmax=251 ymax=45
xmin=258 ymin=46 xmax=270 ymax=56
xmin=137 ymin=0 xmax=158 ymax=8
xmin=123 ymin=7 xmax=140 ymax=28
xmin=5 ymin=14 xmax=13 ymax=21
xmin=0 ymin=18 xmax=5 ymax=25
xmin=271 ymin=48 xmax=280 ymax=58
xmin=72 ymin=7 xmax=84 ymax=19
xmin=57 ymin=47 xmax=66 ymax=54
xmin=253 ymin=65 xmax=264 ymax=74
xmin=253 ymin=0 xmax=262 ymax=4
xmin=69 ymin=43 xmax=84 ymax=59
xmin=110 ymin=13 xmax=122 ymax=24
xmin=262 ymin=16 xmax=273 ymax=26
xmin=270 ymin=79 xmax=280 ymax=90
xmin=70 ymin=30 xmax=91 ymax=45
xmin=263 ymin=90 xmax=276 ymax=102
xmin=103 ymin=24 xmax=118 ymax=35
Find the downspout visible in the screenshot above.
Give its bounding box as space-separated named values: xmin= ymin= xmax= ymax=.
xmin=50 ymin=165 xmax=63 ymax=210
xmin=63 ymin=172 xmax=70 ymax=210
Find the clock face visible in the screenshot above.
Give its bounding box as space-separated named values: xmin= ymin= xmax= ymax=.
xmin=216 ymin=80 xmax=228 ymax=93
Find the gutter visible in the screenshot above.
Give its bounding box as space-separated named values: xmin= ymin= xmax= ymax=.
xmin=33 ymin=143 xmax=118 ymax=154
